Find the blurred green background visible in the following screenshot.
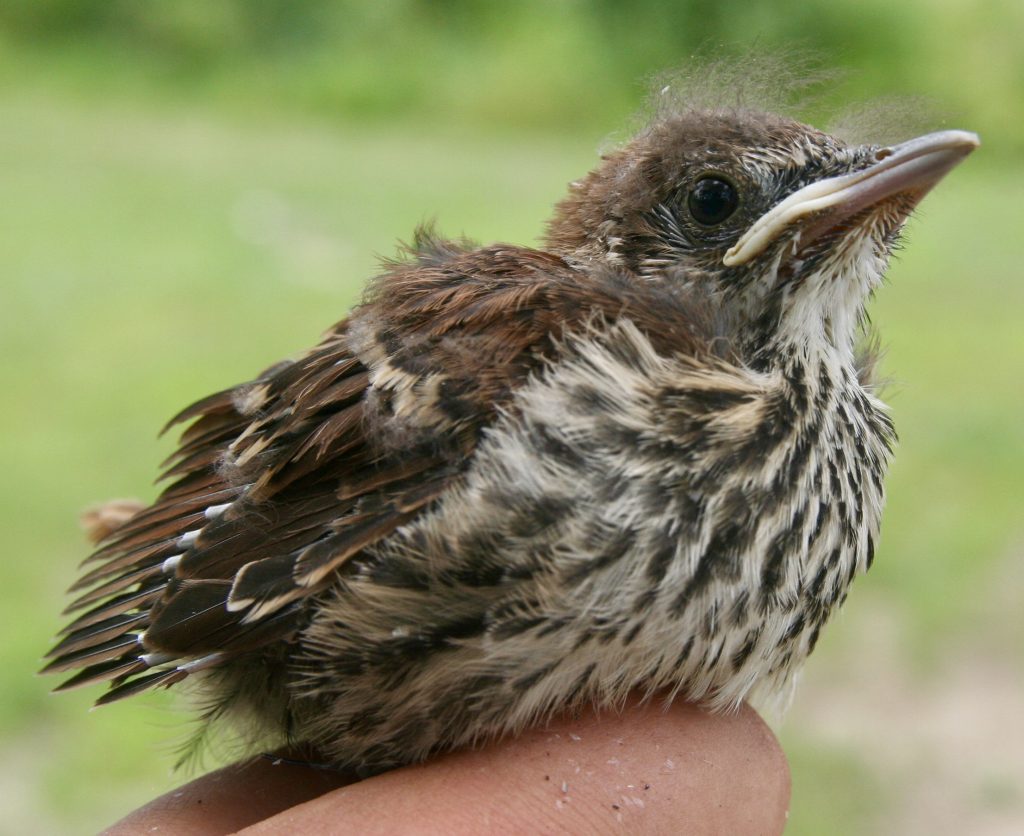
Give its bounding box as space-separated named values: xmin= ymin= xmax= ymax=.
xmin=2 ymin=2 xmax=1022 ymax=833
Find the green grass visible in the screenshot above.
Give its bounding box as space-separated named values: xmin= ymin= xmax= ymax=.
xmin=2 ymin=84 xmax=1021 ymax=833
xmin=783 ymin=737 xmax=889 ymax=836
xmin=864 ymin=164 xmax=1024 ymax=651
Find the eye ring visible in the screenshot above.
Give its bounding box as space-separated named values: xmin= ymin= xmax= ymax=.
xmin=687 ymin=175 xmax=740 ymax=226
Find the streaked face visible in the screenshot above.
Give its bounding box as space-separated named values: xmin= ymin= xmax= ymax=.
xmin=557 ymin=111 xmax=978 ymax=352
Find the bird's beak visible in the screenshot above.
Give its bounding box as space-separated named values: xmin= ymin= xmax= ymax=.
xmin=723 ymin=130 xmax=980 ymax=267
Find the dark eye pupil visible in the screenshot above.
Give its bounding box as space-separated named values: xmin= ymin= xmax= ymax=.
xmin=687 ymin=177 xmax=738 ymax=226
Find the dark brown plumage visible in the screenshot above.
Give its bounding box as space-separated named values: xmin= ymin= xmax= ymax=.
xmin=45 ymin=70 xmax=978 ymax=772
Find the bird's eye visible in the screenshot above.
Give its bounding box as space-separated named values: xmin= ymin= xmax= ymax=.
xmin=687 ymin=177 xmax=739 ymax=226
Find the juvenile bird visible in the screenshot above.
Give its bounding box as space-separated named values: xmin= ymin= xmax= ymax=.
xmin=44 ymin=71 xmax=978 ymax=773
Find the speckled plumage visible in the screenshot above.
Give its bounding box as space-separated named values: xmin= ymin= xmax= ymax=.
xmin=45 ymin=75 xmax=977 ymax=773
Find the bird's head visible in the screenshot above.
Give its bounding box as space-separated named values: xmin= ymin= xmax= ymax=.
xmin=546 ymin=102 xmax=978 ymax=365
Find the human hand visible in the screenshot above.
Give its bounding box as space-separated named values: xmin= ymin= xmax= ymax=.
xmin=105 ymin=698 xmax=789 ymax=835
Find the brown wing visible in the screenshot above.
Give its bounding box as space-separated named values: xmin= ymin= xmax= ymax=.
xmin=44 ymin=229 xmax=719 ymax=705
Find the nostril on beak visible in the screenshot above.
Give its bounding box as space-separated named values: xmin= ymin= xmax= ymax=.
xmin=874 ymin=148 xmax=894 ymax=161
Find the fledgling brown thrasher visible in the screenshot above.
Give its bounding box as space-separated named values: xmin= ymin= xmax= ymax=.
xmin=44 ymin=73 xmax=978 ymax=773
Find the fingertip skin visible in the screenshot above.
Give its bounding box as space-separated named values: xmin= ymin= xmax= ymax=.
xmin=101 ymin=755 xmax=354 ymax=836
xmin=109 ymin=698 xmax=789 ymax=835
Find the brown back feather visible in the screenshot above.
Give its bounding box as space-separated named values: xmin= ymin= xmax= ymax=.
xmin=45 ymin=231 xmax=727 ymax=704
